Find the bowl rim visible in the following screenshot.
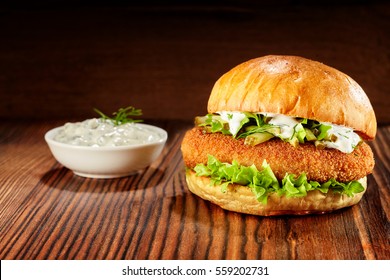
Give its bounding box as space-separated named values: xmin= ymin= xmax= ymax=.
xmin=45 ymin=123 xmax=168 ymax=151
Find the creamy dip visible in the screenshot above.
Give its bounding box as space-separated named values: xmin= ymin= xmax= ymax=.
xmin=54 ymin=118 xmax=163 ymax=147
xmin=319 ymin=122 xmax=361 ymax=154
xmin=219 ymin=111 xmax=248 ymax=136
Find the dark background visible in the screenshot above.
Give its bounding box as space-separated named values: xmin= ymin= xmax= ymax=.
xmin=1 ymin=0 xmax=389 ymax=123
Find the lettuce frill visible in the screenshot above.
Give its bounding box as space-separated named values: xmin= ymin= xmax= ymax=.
xmin=193 ymin=155 xmax=364 ymax=204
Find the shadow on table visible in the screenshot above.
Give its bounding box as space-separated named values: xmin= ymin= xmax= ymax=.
xmin=39 ymin=165 xmax=166 ymax=193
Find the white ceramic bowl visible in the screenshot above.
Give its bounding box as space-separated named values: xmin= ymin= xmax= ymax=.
xmin=45 ymin=123 xmax=168 ymax=178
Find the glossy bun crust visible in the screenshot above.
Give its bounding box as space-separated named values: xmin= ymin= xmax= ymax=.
xmin=208 ymin=55 xmax=376 ymax=139
xmin=186 ymin=170 xmax=367 ymax=216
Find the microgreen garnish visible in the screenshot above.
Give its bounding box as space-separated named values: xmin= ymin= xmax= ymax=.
xmin=94 ymin=106 xmax=143 ymax=125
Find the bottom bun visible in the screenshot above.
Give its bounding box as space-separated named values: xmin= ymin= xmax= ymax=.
xmin=185 ymin=170 xmax=367 ymax=216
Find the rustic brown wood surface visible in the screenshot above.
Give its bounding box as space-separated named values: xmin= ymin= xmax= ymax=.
xmin=0 ymin=120 xmax=388 ymax=260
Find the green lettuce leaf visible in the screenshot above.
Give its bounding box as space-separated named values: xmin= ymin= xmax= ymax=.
xmin=198 ymin=114 xmax=230 ymax=135
xmin=194 ymin=155 xmax=364 ymax=204
xmin=317 ymin=124 xmax=332 ymax=140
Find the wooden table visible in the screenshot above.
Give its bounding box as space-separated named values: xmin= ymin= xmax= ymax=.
xmin=0 ymin=120 xmax=388 ymax=260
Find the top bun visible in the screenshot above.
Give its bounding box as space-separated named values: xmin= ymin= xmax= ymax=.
xmin=208 ymin=55 xmax=376 ymax=139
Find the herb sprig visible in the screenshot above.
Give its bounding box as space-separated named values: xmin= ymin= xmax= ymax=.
xmin=94 ymin=106 xmax=143 ymax=126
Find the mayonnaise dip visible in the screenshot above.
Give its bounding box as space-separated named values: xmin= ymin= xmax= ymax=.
xmin=53 ymin=118 xmax=163 ymax=147
xmin=265 ymin=113 xmax=300 ymax=139
xmin=218 ymin=111 xmax=247 ymax=136
xmin=319 ymin=122 xmax=361 ymax=153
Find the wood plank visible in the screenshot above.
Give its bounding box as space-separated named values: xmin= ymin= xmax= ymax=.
xmin=0 ymin=121 xmax=388 ymax=259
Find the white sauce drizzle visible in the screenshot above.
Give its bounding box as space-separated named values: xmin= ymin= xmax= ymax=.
xmin=263 ymin=113 xmax=300 ymax=139
xmin=218 ymin=111 xmax=247 ymax=136
xmin=320 ymin=122 xmax=361 ymax=153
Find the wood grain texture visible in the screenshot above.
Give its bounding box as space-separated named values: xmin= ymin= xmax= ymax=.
xmin=0 ymin=121 xmax=389 ymax=260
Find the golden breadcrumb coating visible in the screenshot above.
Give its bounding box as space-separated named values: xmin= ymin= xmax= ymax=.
xmin=181 ymin=127 xmax=374 ymax=183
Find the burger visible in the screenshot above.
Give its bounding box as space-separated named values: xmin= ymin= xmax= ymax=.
xmin=181 ymin=55 xmax=376 ymax=216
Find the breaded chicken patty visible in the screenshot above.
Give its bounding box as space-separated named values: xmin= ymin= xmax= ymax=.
xmin=181 ymin=127 xmax=375 ymax=183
